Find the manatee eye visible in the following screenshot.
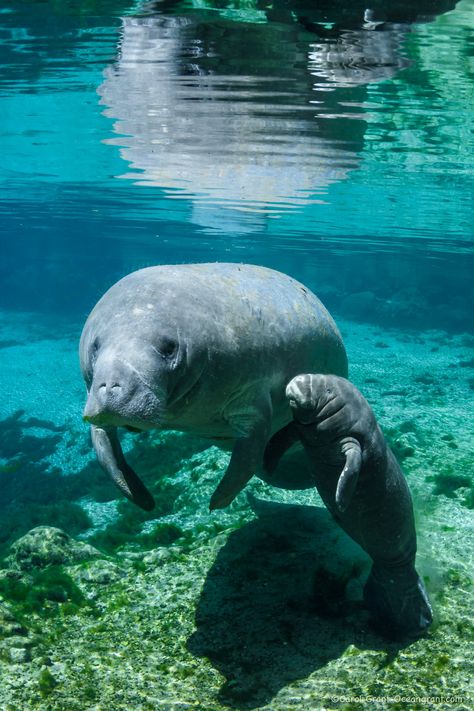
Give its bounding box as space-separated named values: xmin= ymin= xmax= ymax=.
xmin=90 ymin=337 xmax=101 ymax=362
xmin=157 ymin=336 xmax=177 ymax=359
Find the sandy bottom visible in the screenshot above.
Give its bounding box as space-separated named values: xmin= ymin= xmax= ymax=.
xmin=0 ymin=309 xmax=472 ymax=709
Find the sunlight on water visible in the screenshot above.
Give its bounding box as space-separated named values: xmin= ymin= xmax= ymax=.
xmin=98 ymin=13 xmax=389 ymax=210
xmin=93 ymin=0 xmax=473 ymax=247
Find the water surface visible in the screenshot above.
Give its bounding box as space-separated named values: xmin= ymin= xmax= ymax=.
xmin=1 ymin=0 xmax=473 ymax=330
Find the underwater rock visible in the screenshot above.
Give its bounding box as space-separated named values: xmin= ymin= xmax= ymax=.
xmin=6 ymin=644 xmax=31 ymax=664
xmin=430 ymin=471 xmax=474 ymax=508
xmin=73 ymin=559 xmax=124 ymax=586
xmin=142 ymin=548 xmax=175 ymax=567
xmin=389 ymin=433 xmax=416 ymax=461
xmin=6 ymin=526 xmax=101 ymax=571
xmin=1 ymin=635 xmax=33 ymax=664
xmin=0 ymin=603 xmax=32 ymax=664
xmin=384 ymin=420 xmax=421 ymax=462
xmin=379 ymin=287 xmax=429 ymax=325
xmin=0 ymin=602 xmax=26 ymax=639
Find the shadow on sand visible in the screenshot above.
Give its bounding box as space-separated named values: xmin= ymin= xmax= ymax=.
xmin=188 ymin=497 xmax=409 ymax=708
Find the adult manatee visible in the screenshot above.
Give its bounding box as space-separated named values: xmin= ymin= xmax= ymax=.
xmin=79 ymin=263 xmax=347 ymax=511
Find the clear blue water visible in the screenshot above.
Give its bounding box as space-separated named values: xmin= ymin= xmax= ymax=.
xmin=0 ymin=1 xmax=473 ymax=707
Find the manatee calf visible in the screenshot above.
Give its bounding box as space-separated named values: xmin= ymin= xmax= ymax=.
xmin=264 ymin=373 xmax=433 ymax=639
xmin=79 ymin=264 xmax=347 ymax=512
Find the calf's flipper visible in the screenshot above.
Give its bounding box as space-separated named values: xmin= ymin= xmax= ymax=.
xmin=335 ymin=438 xmax=362 ymax=512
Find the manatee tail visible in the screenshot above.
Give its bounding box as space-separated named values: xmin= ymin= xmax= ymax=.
xmin=90 ymin=425 xmax=155 ymax=511
xmin=363 ymin=563 xmax=433 ymax=640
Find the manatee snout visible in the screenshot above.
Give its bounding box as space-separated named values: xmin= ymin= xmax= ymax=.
xmin=83 ymin=355 xmax=162 ymax=429
xmin=81 ymin=353 xmax=162 ymax=511
xmin=286 ymin=374 xmax=322 ymax=424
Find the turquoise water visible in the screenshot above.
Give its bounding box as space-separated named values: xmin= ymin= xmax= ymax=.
xmin=0 ymin=0 xmax=473 ymax=708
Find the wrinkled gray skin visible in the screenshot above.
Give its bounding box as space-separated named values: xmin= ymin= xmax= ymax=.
xmin=264 ymin=374 xmax=433 ymax=640
xmin=79 ymin=264 xmax=348 ymax=512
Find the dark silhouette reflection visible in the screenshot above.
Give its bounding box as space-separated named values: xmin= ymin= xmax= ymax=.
xmin=295 ymin=0 xmax=456 ymax=87
xmin=275 ymin=0 xmax=458 ymax=29
xmin=188 ymin=497 xmax=408 ymax=708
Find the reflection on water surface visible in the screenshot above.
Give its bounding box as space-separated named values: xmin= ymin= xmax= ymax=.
xmin=99 ymin=0 xmax=460 ymax=217
xmin=0 ymin=0 xmax=472 ymax=327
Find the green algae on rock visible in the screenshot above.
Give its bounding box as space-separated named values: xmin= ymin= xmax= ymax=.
xmin=5 ymin=526 xmax=100 ymax=571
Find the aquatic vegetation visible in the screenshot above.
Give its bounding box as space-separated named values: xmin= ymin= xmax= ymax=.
xmin=432 ymin=473 xmax=471 ymax=498
xmin=0 ymin=601 xmax=27 ymax=640
xmin=38 ymin=667 xmax=58 ymax=697
xmin=384 ymin=427 xmax=417 ymax=461
xmin=0 ymin=566 xmax=86 ymax=620
xmin=0 ymin=486 xmax=470 ymax=708
xmin=427 ymin=464 xmax=474 ymax=510
xmin=88 ymin=475 xmax=183 ymax=553
xmin=90 ymin=514 xmax=184 ymax=553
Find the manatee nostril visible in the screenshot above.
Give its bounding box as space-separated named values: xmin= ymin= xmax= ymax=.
xmin=98 ymin=382 xmax=121 ymax=394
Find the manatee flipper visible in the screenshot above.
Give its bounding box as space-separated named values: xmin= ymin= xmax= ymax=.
xmin=90 ymin=425 xmax=155 ymax=511
xmin=335 ymin=438 xmax=362 ymax=512
xmin=260 ymin=421 xmax=315 ymax=490
xmin=263 ymin=421 xmax=300 ymax=474
xmin=209 ymin=395 xmax=272 ymax=510
xmin=209 ymin=438 xmax=259 ymax=510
